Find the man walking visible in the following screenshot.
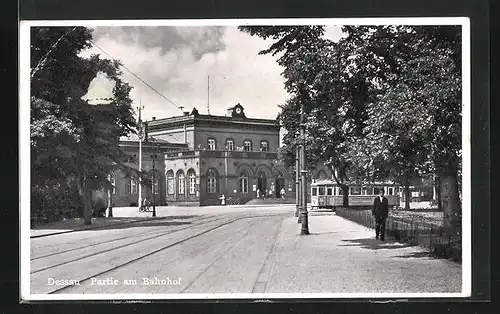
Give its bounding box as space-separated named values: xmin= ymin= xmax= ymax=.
xmin=372 ymin=188 xmax=389 ymax=241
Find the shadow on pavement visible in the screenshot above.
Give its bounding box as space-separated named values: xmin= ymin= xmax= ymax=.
xmin=391 ymin=251 xmax=433 ymax=259
xmin=339 ymin=238 xmax=412 ymax=250
xmin=31 ymin=215 xmax=200 ymax=231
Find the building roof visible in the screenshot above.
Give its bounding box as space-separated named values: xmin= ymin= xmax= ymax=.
xmin=147 ymin=105 xmax=279 ymax=131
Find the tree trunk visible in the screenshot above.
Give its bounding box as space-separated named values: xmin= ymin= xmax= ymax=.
xmin=107 ymin=188 xmax=113 ymax=218
xmin=341 ymin=184 xmax=349 ymax=207
xmin=440 ymin=170 xmax=461 ymax=232
xmin=79 ymin=178 xmax=93 ymax=225
xmin=436 ymin=174 xmax=442 ymax=212
xmin=404 ymin=175 xmax=411 ymax=210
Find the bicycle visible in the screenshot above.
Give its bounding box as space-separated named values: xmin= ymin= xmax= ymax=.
xmin=226 ymin=197 xmax=241 ymax=205
xmin=139 ymin=200 xmax=152 ymax=212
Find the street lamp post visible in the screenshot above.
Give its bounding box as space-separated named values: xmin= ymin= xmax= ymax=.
xmin=150 ymin=144 xmax=160 ymax=217
xmin=300 ymin=102 xmax=309 ymax=235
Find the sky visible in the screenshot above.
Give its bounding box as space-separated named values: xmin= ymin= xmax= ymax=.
xmin=81 ymin=25 xmax=344 ymax=121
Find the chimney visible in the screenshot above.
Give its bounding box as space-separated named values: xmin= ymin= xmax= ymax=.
xmin=227 ymin=107 xmax=234 ymax=117
xmin=152 ymin=117 xmax=156 ymax=121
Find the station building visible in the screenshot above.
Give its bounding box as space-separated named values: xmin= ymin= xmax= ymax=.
xmin=104 ymin=103 xmax=295 ymax=207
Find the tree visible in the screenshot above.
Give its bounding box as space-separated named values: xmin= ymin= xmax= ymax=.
xmin=240 ymin=26 xmax=373 ymax=207
xmin=340 ymin=25 xmax=462 ymax=231
xmin=31 ymin=27 xmax=137 ymax=225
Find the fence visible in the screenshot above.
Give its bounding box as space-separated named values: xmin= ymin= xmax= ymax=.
xmin=335 ymin=208 xmax=462 ymax=263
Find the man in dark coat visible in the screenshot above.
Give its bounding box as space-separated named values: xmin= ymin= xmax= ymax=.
xmin=372 ymin=188 xmax=389 ymax=241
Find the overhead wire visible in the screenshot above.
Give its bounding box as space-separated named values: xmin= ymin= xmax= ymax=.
xmin=89 ymin=39 xmax=185 ymax=113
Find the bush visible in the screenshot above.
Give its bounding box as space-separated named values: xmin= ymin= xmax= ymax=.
xmin=31 ymin=182 xmax=83 ymax=225
xmin=92 ymin=197 xmax=107 ymax=218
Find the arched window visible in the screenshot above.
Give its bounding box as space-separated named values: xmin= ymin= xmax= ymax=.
xmin=207 ymin=168 xmax=217 ymax=194
xmin=260 ymin=140 xmax=269 ymax=152
xmin=208 ymin=138 xmax=217 ymax=150
xmin=151 ymin=172 xmax=159 ymax=195
xmin=166 ymin=170 xmax=174 ymax=195
xmin=243 ymin=140 xmax=252 ymax=152
xmin=225 ymin=139 xmax=234 ymax=151
xmin=239 ymin=171 xmax=249 ymax=193
xmin=188 ymin=170 xmax=196 ymax=195
xmin=177 ymin=171 xmax=185 ymax=195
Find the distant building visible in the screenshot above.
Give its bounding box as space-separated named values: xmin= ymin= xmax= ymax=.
xmin=101 ymin=103 xmax=295 ymax=207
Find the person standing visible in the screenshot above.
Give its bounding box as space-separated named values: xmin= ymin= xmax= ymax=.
xmin=219 ymin=193 xmax=226 ymax=206
xmin=372 ymin=188 xmax=389 ymax=241
xmin=280 ymin=188 xmax=286 ymax=199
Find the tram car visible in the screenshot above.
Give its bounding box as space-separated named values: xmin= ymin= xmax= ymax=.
xmin=310 ymin=180 xmax=400 ymax=210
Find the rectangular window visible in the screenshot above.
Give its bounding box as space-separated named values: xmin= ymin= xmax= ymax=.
xmin=327 ymin=188 xmax=333 ymax=196
xmin=130 ymin=180 xmax=137 ymax=194
xmin=167 ymin=177 xmax=174 ymax=195
xmin=362 ymin=187 xmax=373 ymax=195
xmin=240 ymin=178 xmax=248 ymax=193
xmin=208 ymin=139 xmax=216 ymax=150
xmin=153 ymin=179 xmax=159 ymax=195
xmin=318 ymin=187 xmax=325 ymax=195
xmin=350 ymin=186 xmax=361 ymax=195
xmin=260 ymin=141 xmax=269 ymax=152
xmin=189 ymin=176 xmax=196 ymax=195
xmin=178 ymin=178 xmax=185 ymax=195
xmin=226 ymin=140 xmax=234 ymax=151
xmin=373 ymin=187 xmax=383 ymax=195
xmin=312 ymin=187 xmax=318 ymax=196
xmin=243 ymin=141 xmax=251 ymax=151
xmin=388 ymin=187 xmax=394 ymax=195
xmin=208 ymin=178 xmax=216 ymax=194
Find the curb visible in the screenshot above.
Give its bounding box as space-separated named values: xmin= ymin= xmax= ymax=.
xmin=30 ymin=216 xmax=166 ymax=239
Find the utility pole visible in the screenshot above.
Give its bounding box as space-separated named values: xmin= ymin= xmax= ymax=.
xmin=137 ymin=105 xmax=144 ymax=210
xmin=300 ymin=102 xmax=309 ymax=235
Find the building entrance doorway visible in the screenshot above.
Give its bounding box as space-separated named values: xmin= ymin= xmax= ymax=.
xmin=257 ymin=172 xmax=267 ymax=196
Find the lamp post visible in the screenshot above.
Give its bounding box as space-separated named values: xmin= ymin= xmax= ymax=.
xmin=299 ymin=102 xmax=309 ymax=235
xmin=137 ymin=105 xmax=144 ymax=211
xmin=150 ymin=143 xmax=161 ymax=217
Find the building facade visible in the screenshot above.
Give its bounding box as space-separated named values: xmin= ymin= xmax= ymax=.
xmin=102 ymin=104 xmax=295 ymax=207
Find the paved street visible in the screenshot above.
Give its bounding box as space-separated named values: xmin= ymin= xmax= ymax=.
xmin=30 ymin=205 xmax=462 ymax=295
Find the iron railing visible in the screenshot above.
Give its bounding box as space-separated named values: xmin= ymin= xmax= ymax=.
xmin=335 ymin=208 xmax=462 ymax=262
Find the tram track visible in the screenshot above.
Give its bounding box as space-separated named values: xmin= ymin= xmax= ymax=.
xmin=31 ymin=214 xmax=224 ymax=261
xmin=45 ymin=213 xmax=287 ymax=294
xmin=31 ymin=215 xmax=232 ymax=274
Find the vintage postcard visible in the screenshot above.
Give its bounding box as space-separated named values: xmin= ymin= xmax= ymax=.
xmin=20 ymin=18 xmax=471 ymax=300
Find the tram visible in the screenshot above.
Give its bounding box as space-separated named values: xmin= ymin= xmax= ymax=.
xmin=310 ymin=179 xmax=400 ymax=210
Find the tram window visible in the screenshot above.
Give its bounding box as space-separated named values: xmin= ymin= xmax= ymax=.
xmin=350 ymin=186 xmax=361 ymax=195
xmin=312 ymin=188 xmax=318 ymax=196
xmin=388 ymin=187 xmax=394 ymax=195
xmin=327 ymin=188 xmax=333 ymax=195
xmin=319 ymin=187 xmax=325 ymax=195
xmin=362 ymin=187 xmax=373 ymax=195
xmin=373 ymin=187 xmax=382 ymax=195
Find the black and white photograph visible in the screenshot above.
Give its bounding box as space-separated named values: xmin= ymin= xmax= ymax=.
xmin=20 ymin=18 xmax=470 ymax=300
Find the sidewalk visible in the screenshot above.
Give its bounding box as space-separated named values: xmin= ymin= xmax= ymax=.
xmin=265 ymin=214 xmax=462 ymax=294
